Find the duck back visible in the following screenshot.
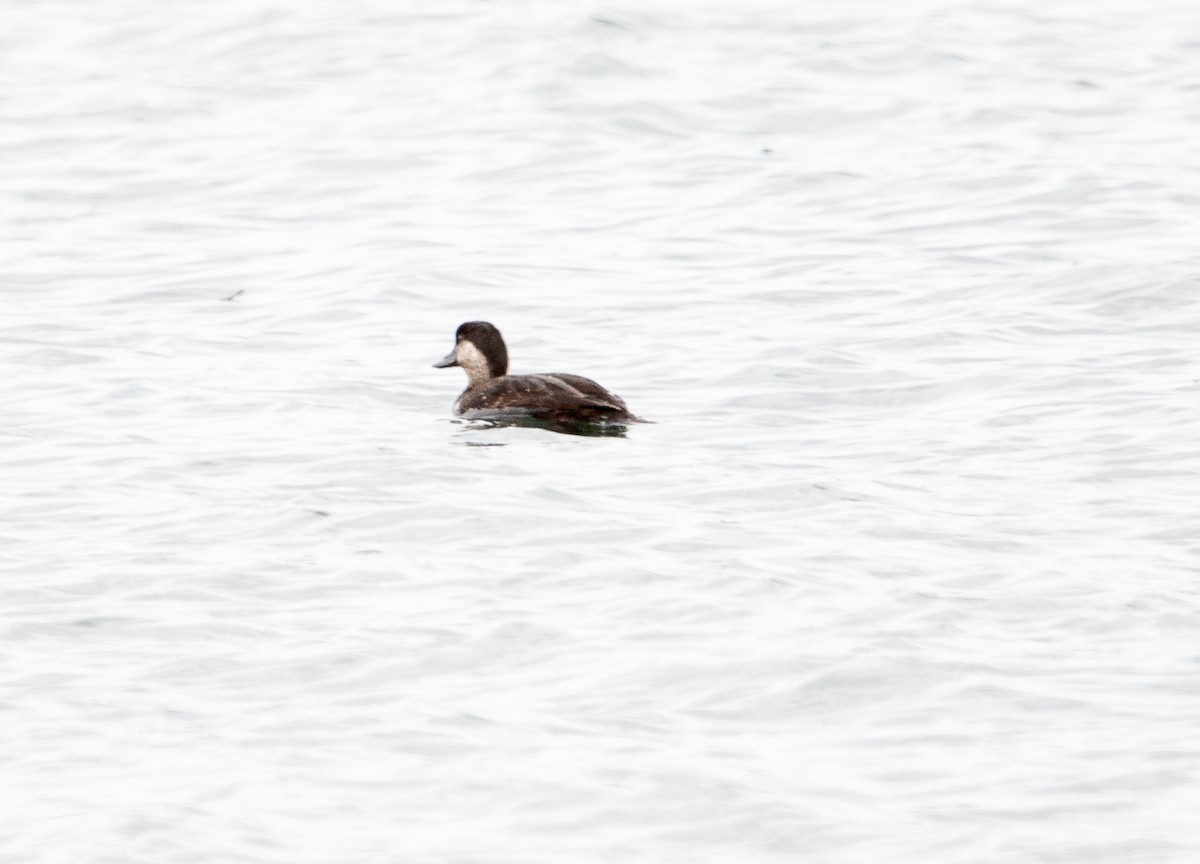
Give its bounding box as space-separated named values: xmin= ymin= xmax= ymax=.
xmin=456 ymin=372 xmax=638 ymax=423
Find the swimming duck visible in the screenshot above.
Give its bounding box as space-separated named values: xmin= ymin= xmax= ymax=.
xmin=433 ymin=321 xmax=643 ymax=427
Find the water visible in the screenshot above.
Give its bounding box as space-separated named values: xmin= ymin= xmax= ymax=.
xmin=4 ymin=1 xmax=1200 ymax=862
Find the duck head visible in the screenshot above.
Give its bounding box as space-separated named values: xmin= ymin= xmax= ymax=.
xmin=433 ymin=321 xmax=510 ymax=386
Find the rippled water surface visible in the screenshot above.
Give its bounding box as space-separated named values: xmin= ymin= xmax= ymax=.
xmin=4 ymin=1 xmax=1200 ymax=862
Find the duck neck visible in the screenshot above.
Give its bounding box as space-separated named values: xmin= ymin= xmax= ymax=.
xmin=457 ymin=340 xmax=498 ymax=387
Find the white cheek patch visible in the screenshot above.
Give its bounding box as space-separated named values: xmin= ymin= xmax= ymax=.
xmin=456 ymin=340 xmax=494 ymax=384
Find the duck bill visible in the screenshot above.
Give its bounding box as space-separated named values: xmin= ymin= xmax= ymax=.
xmin=433 ymin=348 xmax=459 ymax=368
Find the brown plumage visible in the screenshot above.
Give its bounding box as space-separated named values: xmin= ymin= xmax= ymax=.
xmin=433 ymin=322 xmax=643 ymax=427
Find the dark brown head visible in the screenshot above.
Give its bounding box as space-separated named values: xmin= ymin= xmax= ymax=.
xmin=432 ymin=321 xmax=509 ymax=385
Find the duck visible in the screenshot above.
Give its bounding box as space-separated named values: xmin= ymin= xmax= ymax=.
xmin=433 ymin=321 xmax=644 ymax=428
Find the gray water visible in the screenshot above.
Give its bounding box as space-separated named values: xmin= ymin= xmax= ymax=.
xmin=4 ymin=1 xmax=1200 ymax=862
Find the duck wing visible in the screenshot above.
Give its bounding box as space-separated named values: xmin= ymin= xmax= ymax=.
xmin=458 ymin=373 xmax=632 ymax=418
xmin=540 ymin=374 xmax=631 ymax=412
